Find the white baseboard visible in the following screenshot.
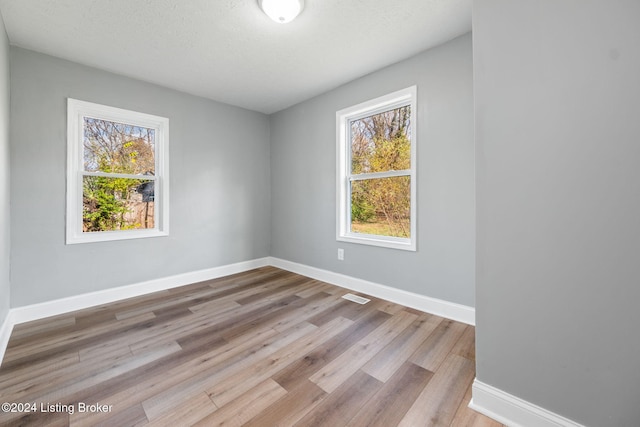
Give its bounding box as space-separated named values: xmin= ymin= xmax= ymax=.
xmin=10 ymin=257 xmax=271 ymax=326
xmin=0 ymin=310 xmax=14 ymax=366
xmin=469 ymin=379 xmax=586 ymax=427
xmin=268 ymin=257 xmax=475 ymax=325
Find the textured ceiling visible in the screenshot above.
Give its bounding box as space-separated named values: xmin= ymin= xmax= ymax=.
xmin=0 ymin=0 xmax=471 ymax=114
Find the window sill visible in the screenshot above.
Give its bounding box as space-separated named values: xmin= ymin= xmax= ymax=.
xmin=337 ymin=233 xmax=416 ymax=251
xmin=66 ymin=229 xmax=168 ymax=245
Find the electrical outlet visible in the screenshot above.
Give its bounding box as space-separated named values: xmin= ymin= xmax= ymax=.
xmin=337 ymin=248 xmax=344 ymax=261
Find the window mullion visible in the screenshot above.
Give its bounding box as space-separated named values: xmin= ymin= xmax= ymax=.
xmin=82 ymin=171 xmax=157 ymax=180
xmin=349 ymin=170 xmax=411 ymax=181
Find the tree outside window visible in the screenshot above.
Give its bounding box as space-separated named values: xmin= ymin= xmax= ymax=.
xmin=82 ymin=118 xmax=156 ymax=232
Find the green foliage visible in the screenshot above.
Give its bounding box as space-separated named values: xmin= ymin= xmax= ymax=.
xmin=82 ymin=119 xmax=154 ymax=232
xmin=82 ymin=176 xmax=143 ymax=232
xmin=351 ymin=193 xmax=376 ymax=222
xmin=352 ymin=135 xmax=410 ymax=174
xmin=83 ymin=118 xmax=155 ymax=175
xmin=349 ymin=106 xmax=412 ymax=238
xmin=351 ymin=136 xmax=411 ymax=238
xmin=352 ymin=174 xmax=411 ymax=238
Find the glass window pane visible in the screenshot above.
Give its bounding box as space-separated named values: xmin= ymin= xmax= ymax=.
xmin=350 ymin=176 xmax=410 ymax=238
xmin=350 ymin=105 xmax=411 ymax=174
xmin=83 ymin=118 xmax=156 ymax=175
xmin=83 ymin=176 xmax=155 ymax=232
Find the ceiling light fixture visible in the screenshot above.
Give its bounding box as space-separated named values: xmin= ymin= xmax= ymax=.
xmin=259 ymin=0 xmax=304 ymax=24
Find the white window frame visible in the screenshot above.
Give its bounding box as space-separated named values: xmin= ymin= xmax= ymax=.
xmin=66 ymin=98 xmax=169 ymax=244
xmin=336 ymin=86 xmax=417 ymax=251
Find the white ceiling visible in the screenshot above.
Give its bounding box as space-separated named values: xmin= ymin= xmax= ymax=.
xmin=0 ymin=0 xmax=471 ymax=114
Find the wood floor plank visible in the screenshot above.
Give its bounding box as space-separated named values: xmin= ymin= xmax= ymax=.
xmin=409 ymin=318 xmax=468 ymax=372
xmin=66 ymin=328 xmax=271 ymax=426
xmin=179 ymin=294 xmax=300 ymax=346
xmin=76 ymin=290 xmax=173 ymax=317
xmin=187 ymin=285 xmax=271 ymax=314
xmin=377 ymin=300 xmax=409 ymax=315
xmin=0 ymin=267 xmax=498 ymax=427
xmin=293 ymin=370 xmax=383 ymax=427
xmin=2 ymin=311 xmax=157 ymax=367
xmin=79 ymin=340 xmax=133 ymax=362
xmin=0 ymin=408 xmax=70 ymax=426
xmin=294 ymin=280 xmax=334 ymax=298
xmin=173 ymin=269 xmax=298 ymax=316
xmin=114 ymin=285 xmax=235 ymax=320
xmin=450 ymin=382 xmax=506 ymax=427
xmin=234 ymin=274 xmax=313 ymax=305
xmin=1 ymin=341 xmax=175 ymax=400
xmin=202 ymin=266 xmax=286 ymax=291
xmin=0 ymin=343 xmax=181 ymax=426
xmin=272 ymin=309 xmax=391 ymax=392
xmin=187 ymin=272 xmax=294 ymax=314
xmin=306 ymin=299 xmax=354 ymax=326
xmin=309 ymin=309 xmax=417 ymax=393
xmin=141 ymin=322 xmax=317 ymax=420
xmin=242 ymin=380 xmax=327 ymax=427
xmin=192 ymin=379 xmax=288 ymax=427
xmin=206 ymin=316 xmax=353 ymax=407
xmin=0 ymin=351 xmax=79 ymax=390
xmin=308 ymin=295 xmax=387 ymax=325
xmin=79 ymin=403 xmax=148 ymax=427
xmin=271 ymin=292 xmax=342 ymax=332
xmin=346 ymin=362 xmax=434 ymax=427
xmin=362 ymin=312 xmax=442 ymax=382
xmin=128 ymin=300 xmax=241 ymax=352
xmin=219 ymin=293 xmax=317 ymax=341
xmin=450 ymin=324 xmax=476 ymax=361
xmin=398 ymin=354 xmax=476 ymax=427
xmin=96 ymin=284 xmax=292 ymax=358
xmin=68 ymin=301 xmax=230 ymax=364
xmin=9 ymin=315 xmax=77 ymax=341
xmin=144 ymin=392 xmax=217 ymax=426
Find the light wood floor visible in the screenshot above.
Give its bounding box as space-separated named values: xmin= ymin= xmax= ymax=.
xmin=0 ymin=267 xmax=503 ymax=427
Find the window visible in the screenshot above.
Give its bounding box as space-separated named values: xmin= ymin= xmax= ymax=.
xmin=336 ymin=86 xmax=417 ymax=251
xmin=66 ymin=99 xmax=169 ymax=244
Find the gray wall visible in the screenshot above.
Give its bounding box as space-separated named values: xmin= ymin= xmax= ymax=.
xmin=270 ymin=34 xmax=475 ymax=306
xmin=474 ymin=1 xmax=640 ymax=425
xmin=10 ymin=47 xmax=271 ymax=307
xmin=0 ymin=15 xmax=9 ymax=323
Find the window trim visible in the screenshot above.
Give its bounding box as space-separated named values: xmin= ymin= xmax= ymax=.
xmin=66 ymin=98 xmax=169 ymax=244
xmin=336 ymin=86 xmax=417 ymax=251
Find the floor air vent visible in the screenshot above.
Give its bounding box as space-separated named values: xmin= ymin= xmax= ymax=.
xmin=341 ymin=293 xmax=370 ymax=304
